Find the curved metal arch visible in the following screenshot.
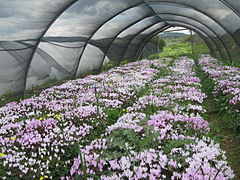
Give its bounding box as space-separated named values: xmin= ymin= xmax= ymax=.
xmin=133 ymin=17 xmax=226 ymax=61
xmin=119 ymin=12 xmax=224 ymax=63
xmin=23 ymin=0 xmax=80 ymax=97
xmin=155 ymin=12 xmax=231 ymax=61
xmin=25 ymin=0 xmax=239 ymax=95
xmin=134 ymin=21 xmax=224 ymax=62
xmin=135 ymin=22 xmax=223 ymax=61
xmin=72 ymin=2 xmax=159 ymax=78
xmin=24 ymin=1 xmax=148 ymax=96
xmin=118 ymin=19 xmax=165 ymax=65
xmin=98 ymin=23 xmax=168 ymax=69
xmin=136 ymin=25 xmax=215 ymax=61
xmin=147 ymin=2 xmax=229 ymax=35
xmin=169 ymin=21 xmax=225 ymax=55
xmin=74 ymin=0 xmax=234 ymax=78
xmin=143 ymin=2 xmax=232 ymax=61
xmin=135 ymin=28 xmax=170 ymax=61
xmin=108 ymin=12 xmax=227 ymax=64
xmin=146 ymin=0 xmax=239 ymax=47
xmin=218 ymin=0 xmax=240 ymax=19
xmin=31 ymin=0 xmax=231 ymax=74
xmin=143 ymin=2 xmax=233 ymax=61
xmin=15 ymin=41 xmax=72 ymax=75
xmin=94 ymin=18 xmax=167 ymax=73
xmin=96 ymin=2 xmax=232 ymax=71
xmin=121 ymin=23 xmax=216 ymax=63
xmin=139 ymin=27 xmax=215 ymax=61
xmin=129 ymin=26 xmax=171 ymax=62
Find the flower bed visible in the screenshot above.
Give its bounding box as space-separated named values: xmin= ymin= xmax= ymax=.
xmin=198 ymin=55 xmax=240 ymax=106
xmin=0 ymin=57 xmax=234 ymax=179
xmin=66 ymin=57 xmax=234 ymax=180
xmin=0 ymin=60 xmax=164 ymax=179
xmin=198 ymin=55 xmax=240 ymax=131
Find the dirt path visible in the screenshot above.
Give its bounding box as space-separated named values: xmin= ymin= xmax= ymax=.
xmin=204 ymin=96 xmax=240 ymax=179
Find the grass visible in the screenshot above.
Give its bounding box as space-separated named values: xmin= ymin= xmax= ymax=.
xmin=148 ymin=42 xmax=192 ymax=60
xmin=148 ymin=37 xmax=240 ymax=179
xmin=1 ymin=36 xmax=239 ymax=178
xmin=1 ymin=35 xmax=239 ymax=178
xmin=0 ymin=61 xmax=168 ymax=178
xmin=148 ymin=39 xmax=210 ymax=60
xmin=195 ymin=64 xmax=240 ymax=179
xmin=0 ymin=91 xmax=23 ymax=107
xmin=204 ymin=97 xmax=240 ymax=180
xmin=0 ymin=59 xmax=130 ymax=108
xmin=0 ymin=78 xmax=70 ymax=107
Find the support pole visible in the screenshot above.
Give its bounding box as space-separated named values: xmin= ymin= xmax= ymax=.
xmin=190 ymin=30 xmax=194 ymax=55
xmin=157 ymin=34 xmax=160 ymax=59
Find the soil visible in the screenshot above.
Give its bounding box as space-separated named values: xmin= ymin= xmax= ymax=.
xmin=204 ymin=96 xmax=240 ymax=180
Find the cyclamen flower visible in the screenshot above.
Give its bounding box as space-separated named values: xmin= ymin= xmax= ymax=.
xmin=0 ymin=58 xmax=235 ymax=179
xmin=199 ymin=55 xmax=240 ymax=107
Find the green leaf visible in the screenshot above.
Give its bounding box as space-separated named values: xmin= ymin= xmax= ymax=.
xmin=163 ymin=139 xmax=195 ymax=154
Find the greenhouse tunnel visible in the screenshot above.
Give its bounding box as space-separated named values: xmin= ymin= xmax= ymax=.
xmin=0 ymin=0 xmax=240 ymax=97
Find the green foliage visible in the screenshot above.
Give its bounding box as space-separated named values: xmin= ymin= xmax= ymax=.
xmin=83 ymin=108 xmax=124 ymax=146
xmin=120 ymin=59 xmax=131 ymax=65
xmin=104 ymin=108 xmax=124 ymax=125
xmin=0 ymin=91 xmax=23 ymax=107
xmin=101 ymin=127 xmax=160 ymax=160
xmin=196 ymin=63 xmax=240 ymax=179
xmin=163 ymin=139 xmax=195 ymax=170
xmin=49 ymin=143 xmax=80 ymax=178
xmin=103 ymin=129 xmax=141 ymax=158
xmin=143 ymin=104 xmax=163 ymax=116
xmin=80 ymin=65 xmax=167 ymax=148
xmin=163 ymin=139 xmax=195 ymax=154
xmin=0 ymin=78 xmax=70 ymax=108
xmin=148 ymin=43 xmax=192 ymax=60
xmin=194 ymin=64 xmax=215 ymax=95
xmin=134 ymin=85 xmax=150 ymax=99
xmin=195 ymin=58 xmax=240 ymax=133
xmin=0 ymin=163 xmax=7 ymax=178
xmin=101 ymin=60 xmax=117 ymax=72
xmin=150 ymin=37 xmax=166 ymax=51
xmin=139 ymin=126 xmax=160 ymax=150
xmin=214 ymin=94 xmax=240 ymax=132
xmin=148 ymin=34 xmax=210 ymax=61
xmin=154 ymin=67 xmax=170 ymax=78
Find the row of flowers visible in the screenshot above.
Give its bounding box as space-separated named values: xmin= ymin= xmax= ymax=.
xmin=66 ymin=57 xmax=234 ymax=180
xmin=0 ymin=59 xmax=166 ymax=179
xmin=198 ymin=55 xmax=240 ymax=107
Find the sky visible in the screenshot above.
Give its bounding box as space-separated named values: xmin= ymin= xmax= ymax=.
xmin=162 ymin=27 xmax=191 ymax=35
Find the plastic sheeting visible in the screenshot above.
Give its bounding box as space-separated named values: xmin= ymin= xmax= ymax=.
xmin=0 ymin=0 xmax=240 ymax=96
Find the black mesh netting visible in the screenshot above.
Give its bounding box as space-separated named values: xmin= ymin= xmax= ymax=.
xmin=0 ymin=0 xmax=240 ymax=96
